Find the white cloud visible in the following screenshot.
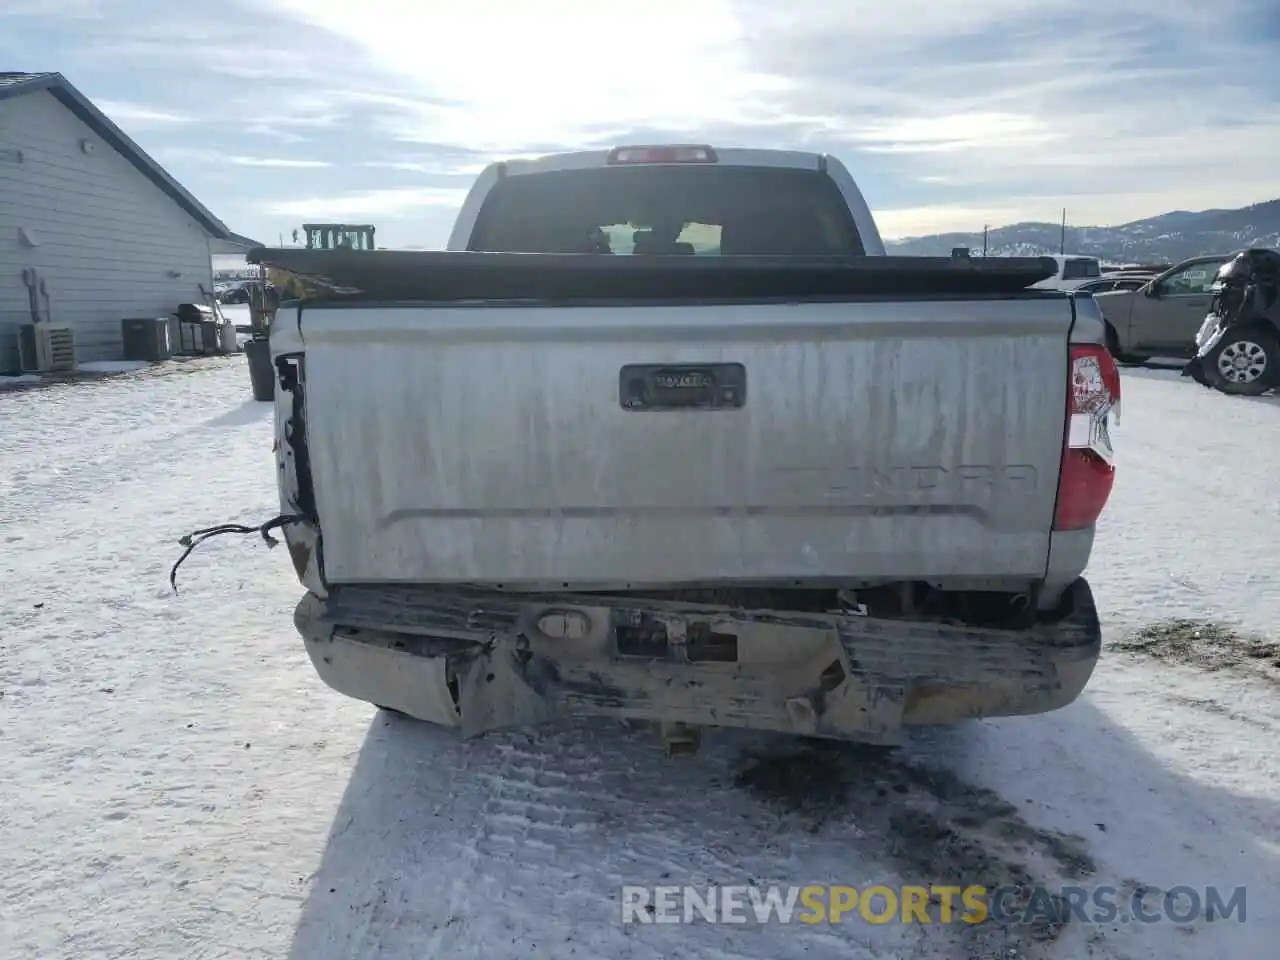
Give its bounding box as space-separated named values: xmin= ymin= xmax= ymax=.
xmin=265 ymin=187 xmax=470 ymax=220
xmin=1 ymin=0 xmax=102 ymax=16
xmin=875 ymin=204 xmax=1032 ymax=241
xmin=96 ymin=100 xmax=193 ymax=127
xmin=239 ymin=0 xmax=1280 ymax=235
xmin=235 ymin=96 xmax=348 ymax=138
xmin=150 ymin=146 xmax=330 ymax=169
xmin=876 ymin=182 xmax=1280 ymax=241
xmin=228 ymin=156 xmax=330 ymax=169
xmin=845 ymin=113 xmax=1061 ymax=155
xmin=360 ymin=159 xmax=488 ymax=176
xmin=740 ymin=1 xmax=1280 ymax=226
xmin=256 ymin=0 xmax=790 ymax=150
xmin=21 ymin=0 xmax=1277 ymax=244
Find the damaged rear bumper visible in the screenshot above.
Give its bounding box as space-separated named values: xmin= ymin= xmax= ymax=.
xmin=294 ymin=579 xmax=1103 ymax=744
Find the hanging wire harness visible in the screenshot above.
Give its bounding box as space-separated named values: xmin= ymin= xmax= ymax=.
xmin=169 ymin=514 xmax=307 ymax=592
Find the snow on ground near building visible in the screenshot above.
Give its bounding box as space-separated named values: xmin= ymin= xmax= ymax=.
xmin=0 ymin=362 xmax=1277 ymax=960
xmin=76 ymin=361 xmax=157 ymax=374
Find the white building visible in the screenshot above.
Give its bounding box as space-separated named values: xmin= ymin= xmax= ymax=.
xmin=0 ymin=71 xmax=258 ymax=370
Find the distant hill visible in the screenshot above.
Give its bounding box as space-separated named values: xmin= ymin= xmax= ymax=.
xmin=886 ymin=199 xmax=1280 ymax=264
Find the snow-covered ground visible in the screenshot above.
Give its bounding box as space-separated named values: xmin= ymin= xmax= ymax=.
xmin=0 ymin=360 xmax=1277 ymax=960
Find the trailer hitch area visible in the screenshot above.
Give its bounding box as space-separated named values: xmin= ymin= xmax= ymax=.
xmin=661 ymin=721 xmax=703 ymax=758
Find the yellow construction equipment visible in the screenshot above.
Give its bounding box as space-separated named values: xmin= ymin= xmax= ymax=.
xmin=263 ymin=223 xmax=378 ymax=299
xmin=301 ymin=223 xmax=376 ymax=250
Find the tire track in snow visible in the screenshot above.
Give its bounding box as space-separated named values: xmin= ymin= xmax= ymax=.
xmin=303 ymin=714 xmax=1098 ymax=960
xmin=391 ymin=722 xmax=767 ymax=960
xmin=305 ymin=716 xmax=926 ymax=960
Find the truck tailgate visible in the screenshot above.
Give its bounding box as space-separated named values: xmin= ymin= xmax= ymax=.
xmin=295 ymin=298 xmax=1073 ymax=586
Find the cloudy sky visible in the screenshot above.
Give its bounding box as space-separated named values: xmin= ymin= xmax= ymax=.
xmin=5 ymin=0 xmax=1279 ymax=248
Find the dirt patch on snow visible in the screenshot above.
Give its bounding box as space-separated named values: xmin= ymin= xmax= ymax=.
xmin=1113 ymin=619 xmax=1280 ymax=678
xmin=734 ymin=741 xmax=1097 ymax=955
xmin=732 ymin=740 xmax=862 ymax=824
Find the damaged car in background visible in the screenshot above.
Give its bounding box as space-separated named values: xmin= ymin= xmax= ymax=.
xmin=1183 ymin=247 xmax=1280 ymax=396
xmin=175 ymin=144 xmax=1122 ymax=757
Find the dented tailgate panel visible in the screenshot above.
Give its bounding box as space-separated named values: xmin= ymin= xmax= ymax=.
xmin=298 ymin=298 xmax=1072 ymax=586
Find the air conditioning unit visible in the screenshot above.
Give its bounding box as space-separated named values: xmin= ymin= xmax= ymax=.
xmin=17 ymin=324 xmax=76 ymax=373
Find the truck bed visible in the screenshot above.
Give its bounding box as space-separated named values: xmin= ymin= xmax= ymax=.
xmin=267 ymin=252 xmax=1081 ymax=590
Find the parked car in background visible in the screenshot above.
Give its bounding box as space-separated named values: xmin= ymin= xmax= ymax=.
xmin=1103 ymin=263 xmax=1168 ymax=276
xmin=1075 ymin=274 xmax=1153 ymax=296
xmin=1185 ymin=248 xmax=1280 ymax=396
xmin=1095 ymin=254 xmax=1234 ymax=363
xmin=217 ymin=282 xmax=248 ymax=304
xmin=1029 ymin=254 xmax=1103 ymax=291
xmin=219 ymin=280 xmax=267 ymax=305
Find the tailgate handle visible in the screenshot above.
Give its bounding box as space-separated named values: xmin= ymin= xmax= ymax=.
xmin=619 ymin=363 xmax=746 ymax=411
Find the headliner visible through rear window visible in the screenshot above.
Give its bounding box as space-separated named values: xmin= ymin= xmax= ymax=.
xmin=466 ymin=165 xmax=865 ymax=256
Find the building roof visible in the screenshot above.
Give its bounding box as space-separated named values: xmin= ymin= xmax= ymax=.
xmin=227 ymin=231 xmax=266 ymax=249
xmin=0 ymin=71 xmax=237 ymax=240
xmin=209 ymin=231 xmax=268 ymax=256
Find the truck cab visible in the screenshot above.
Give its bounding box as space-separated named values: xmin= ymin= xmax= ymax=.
xmin=446 ymin=144 xmax=886 ymax=257
xmin=1030 ymin=255 xmax=1104 ymax=291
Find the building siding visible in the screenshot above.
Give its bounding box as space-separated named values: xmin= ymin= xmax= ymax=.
xmin=0 ymin=90 xmax=215 ymax=370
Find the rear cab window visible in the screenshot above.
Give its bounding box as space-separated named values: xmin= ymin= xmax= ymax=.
xmin=466 ymin=165 xmax=865 ymax=256
xmin=1062 ymin=258 xmax=1102 ymax=280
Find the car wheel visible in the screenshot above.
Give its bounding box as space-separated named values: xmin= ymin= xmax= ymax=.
xmin=1206 ymin=326 xmax=1280 ymax=396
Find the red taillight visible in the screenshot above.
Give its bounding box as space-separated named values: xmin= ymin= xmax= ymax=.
xmin=1053 ymin=344 xmax=1120 ymax=531
xmin=607 ymin=144 xmax=718 ymax=164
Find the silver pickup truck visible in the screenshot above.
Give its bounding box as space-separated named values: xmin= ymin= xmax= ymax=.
xmin=251 ymin=145 xmax=1120 ymax=755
